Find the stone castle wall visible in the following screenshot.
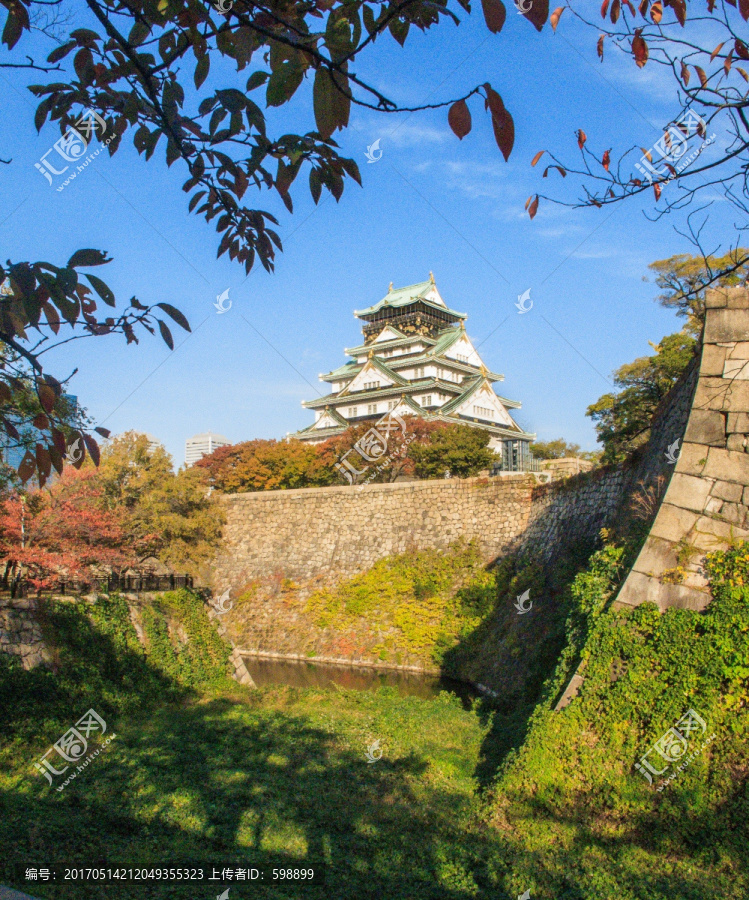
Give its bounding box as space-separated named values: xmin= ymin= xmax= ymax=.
xmin=615 ymin=287 xmax=749 ymax=611
xmin=214 ymin=347 xmax=700 ymax=594
xmin=0 ymin=597 xmax=50 ymax=670
xmin=213 ymin=475 xmax=534 ymax=588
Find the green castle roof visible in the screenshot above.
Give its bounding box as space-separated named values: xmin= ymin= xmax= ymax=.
xmin=354 ymin=279 xmax=467 ymax=320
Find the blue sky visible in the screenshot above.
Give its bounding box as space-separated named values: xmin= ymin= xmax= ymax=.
xmin=0 ymin=5 xmax=733 ymax=465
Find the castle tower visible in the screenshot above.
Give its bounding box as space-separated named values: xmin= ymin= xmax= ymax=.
xmin=293 ymin=276 xmax=535 ymax=468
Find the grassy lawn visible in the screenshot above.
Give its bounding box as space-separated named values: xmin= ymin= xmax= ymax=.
xmin=1 ymin=682 xmax=511 ymax=899
xmin=1 ymin=543 xmax=748 ymax=900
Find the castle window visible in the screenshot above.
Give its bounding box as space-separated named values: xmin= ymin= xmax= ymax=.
xmin=457 ymin=353 xmax=468 ymax=363
xmin=367 ymin=403 xmax=378 ymax=415
xmin=347 ymin=407 xmax=358 ymax=417
xmin=473 ymin=405 xmax=493 ymax=419
xmin=363 ymin=380 xmax=380 ymax=390
xmin=414 ymin=366 xmax=425 ymax=379
xmin=387 ymin=400 xmax=397 ymax=410
xmin=422 ymin=395 xmax=432 ymax=407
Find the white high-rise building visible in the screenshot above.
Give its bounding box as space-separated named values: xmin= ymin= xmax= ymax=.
xmin=185 ymin=432 xmax=230 ymax=466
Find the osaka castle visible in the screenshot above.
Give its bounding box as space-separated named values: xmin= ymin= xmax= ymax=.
xmin=294 ymin=275 xmax=536 ymax=470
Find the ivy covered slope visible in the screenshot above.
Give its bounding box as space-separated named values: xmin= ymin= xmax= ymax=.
xmin=491 ymin=543 xmax=749 ymax=900
xmin=0 ymin=590 xmax=232 ymax=747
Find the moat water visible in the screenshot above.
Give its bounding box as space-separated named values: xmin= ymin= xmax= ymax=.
xmin=241 ymin=656 xmax=478 ymax=705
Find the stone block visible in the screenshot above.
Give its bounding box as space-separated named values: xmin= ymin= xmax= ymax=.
xmin=728 ymin=341 xmax=749 ymax=358
xmin=554 ymin=672 xmax=585 ymax=711
xmin=704 ymin=496 xmax=723 ymax=515
xmin=665 ymin=473 xmax=715 ymax=513
xmin=727 ymin=412 xmax=749 ymax=433
xmin=705 ymin=289 xmax=728 ymax=309
xmin=616 ymin=570 xmax=710 ymax=611
xmin=703 ymin=447 xmax=749 ymax=485
xmin=691 ymin=515 xmax=749 ymax=551
xmin=724 ymin=359 xmax=749 ymax=379
xmin=727 ymin=434 xmax=748 ymax=452
xmin=694 ymin=377 xmax=749 ymax=412
xmin=683 ymin=410 xmax=726 ymax=446
xmin=704 ymin=308 xmax=749 ymax=343
xmin=727 ymin=291 xmax=749 ymax=309
xmin=713 ymin=480 xmax=743 ymax=502
xmin=701 ymin=344 xmax=727 ymax=376
xmin=632 ymin=537 xmax=679 ymax=578
xmin=720 ymin=502 xmax=745 ymax=525
xmin=650 ymin=504 xmax=699 ymax=542
xmin=677 ymin=442 xmax=709 ymax=476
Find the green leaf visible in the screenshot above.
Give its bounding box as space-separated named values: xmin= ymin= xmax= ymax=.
xmin=266 ymin=63 xmax=304 ymax=107
xmin=313 ymin=69 xmax=337 ymax=140
xmin=85 ymin=273 xmax=116 ymax=307
xmin=156 ymin=302 xmax=191 ymax=332
xmin=68 ymin=249 xmax=111 ymax=268
xmin=246 ymin=70 xmax=269 ymax=92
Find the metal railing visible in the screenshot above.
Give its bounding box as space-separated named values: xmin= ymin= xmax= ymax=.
xmin=4 ymin=573 xmax=193 ymax=598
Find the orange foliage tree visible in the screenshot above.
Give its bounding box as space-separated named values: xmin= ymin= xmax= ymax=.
xmin=0 ymin=468 xmax=149 ymax=589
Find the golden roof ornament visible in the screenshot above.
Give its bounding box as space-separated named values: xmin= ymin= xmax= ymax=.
xmin=429 ymin=271 xmax=435 ymax=283
xmin=480 ymin=363 xmax=489 ymax=378
xmin=388 ymin=282 xmax=393 ymax=292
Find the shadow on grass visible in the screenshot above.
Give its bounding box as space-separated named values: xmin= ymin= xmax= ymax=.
xmin=0 ymin=603 xmax=511 ymax=900
xmin=0 ymin=695 xmax=514 ymax=900
xmin=441 ymin=540 xmax=601 ymax=792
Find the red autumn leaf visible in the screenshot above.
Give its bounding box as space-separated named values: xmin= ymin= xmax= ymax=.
xmin=598 ymin=34 xmax=605 ymax=60
xmin=491 ymin=104 xmax=515 ymax=162
xmin=483 ymin=83 xmax=505 ymax=120
xmin=448 ymin=99 xmax=472 ymax=139
xmin=531 ymin=150 xmax=546 ymax=166
xmin=601 ymin=0 xmax=610 ymax=16
xmin=602 ymin=149 xmax=611 ymax=171
xmin=528 ymin=195 xmax=540 ymax=219
xmin=543 ymin=165 xmax=567 ymax=177
xmin=525 ymin=195 xmax=532 ymax=210
xmin=650 ymin=1 xmax=662 ymax=22
xmin=695 ymin=65 xmax=708 ymax=87
xmin=633 ymin=29 xmax=648 ymax=67
xmin=654 ymin=182 xmax=662 ymax=201
xmin=725 ymin=52 xmax=734 ymax=75
xmin=37 ymin=383 xmax=56 ymax=414
xmin=83 ymin=433 xmax=100 ymax=467
xmin=735 ymin=39 xmax=749 ymax=60
xmin=481 ymin=0 xmax=507 ymax=33
xmin=522 ymin=0 xmax=549 ymax=31
xmin=681 ymin=60 xmax=690 ymax=85
xmin=710 ymin=42 xmax=725 ymax=62
xmin=577 ymin=129 xmax=587 ymax=150
xmin=669 ymin=0 xmax=686 ymax=25
xmin=639 ymin=0 xmax=649 ymax=14
xmin=18 ymin=451 xmax=36 ymax=483
xmin=550 ymin=6 xmax=564 ymax=30
xmin=611 ymin=0 xmax=621 ymax=22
